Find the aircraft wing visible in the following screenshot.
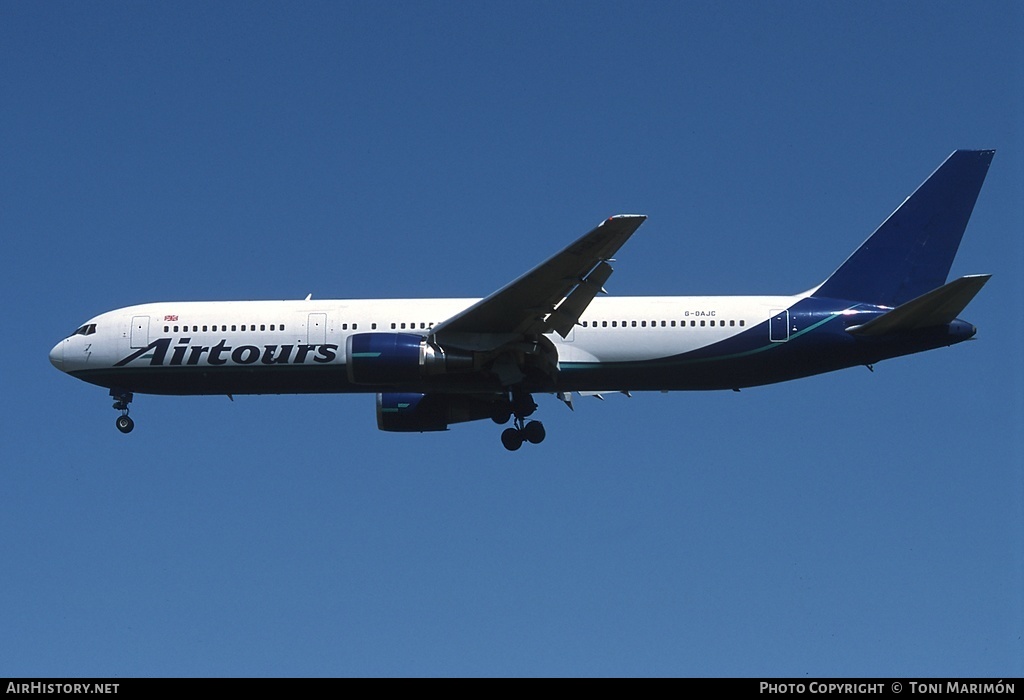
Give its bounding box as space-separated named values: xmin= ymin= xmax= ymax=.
xmin=430 ymin=215 xmax=646 ymax=346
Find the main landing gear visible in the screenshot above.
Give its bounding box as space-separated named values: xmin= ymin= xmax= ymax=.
xmin=111 ymin=389 xmax=134 ymax=434
xmin=496 ymin=390 xmax=545 ymax=451
xmin=501 ymin=420 xmax=545 ymax=451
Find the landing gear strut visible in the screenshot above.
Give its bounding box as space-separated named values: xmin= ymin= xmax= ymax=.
xmin=110 ymin=389 xmax=134 ymax=434
xmin=499 ymin=389 xmax=545 ymax=451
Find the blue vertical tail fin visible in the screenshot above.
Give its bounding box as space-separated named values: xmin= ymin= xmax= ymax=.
xmin=814 ymin=150 xmax=994 ymax=307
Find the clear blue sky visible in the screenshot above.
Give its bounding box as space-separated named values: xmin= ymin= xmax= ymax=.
xmin=2 ymin=1 xmax=1021 ymax=677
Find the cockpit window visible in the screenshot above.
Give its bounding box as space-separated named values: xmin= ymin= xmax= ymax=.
xmin=72 ymin=324 xmax=97 ymax=337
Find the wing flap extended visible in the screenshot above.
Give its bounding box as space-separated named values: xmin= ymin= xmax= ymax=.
xmin=846 ymin=274 xmax=990 ymax=336
xmin=546 ymin=260 xmax=613 ymax=338
xmin=431 ymin=215 xmax=646 ymax=343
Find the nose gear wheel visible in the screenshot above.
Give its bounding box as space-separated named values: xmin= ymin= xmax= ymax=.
xmin=110 ymin=389 xmax=135 ymax=434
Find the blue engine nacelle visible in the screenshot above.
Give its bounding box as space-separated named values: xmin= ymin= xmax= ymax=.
xmin=376 ymin=392 xmax=507 ymax=432
xmin=347 ymin=333 xmax=474 ymax=385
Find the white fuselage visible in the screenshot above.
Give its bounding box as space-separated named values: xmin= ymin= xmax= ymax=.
xmin=52 ymin=293 xmax=814 ymax=386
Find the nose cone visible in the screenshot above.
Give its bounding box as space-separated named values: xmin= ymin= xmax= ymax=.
xmin=49 ymin=340 xmax=64 ymax=371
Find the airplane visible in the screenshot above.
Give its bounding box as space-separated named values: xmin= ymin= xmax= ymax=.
xmin=50 ymin=150 xmax=994 ymax=451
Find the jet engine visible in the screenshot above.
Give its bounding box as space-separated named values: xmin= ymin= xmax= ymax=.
xmin=376 ymin=392 xmax=508 ymax=432
xmin=347 ymin=333 xmax=474 ymax=385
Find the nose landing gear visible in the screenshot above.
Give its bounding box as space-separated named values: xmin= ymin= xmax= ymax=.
xmin=111 ymin=389 xmax=134 ymax=433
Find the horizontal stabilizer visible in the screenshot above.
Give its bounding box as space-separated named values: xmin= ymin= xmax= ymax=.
xmin=846 ymin=274 xmax=990 ymax=336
